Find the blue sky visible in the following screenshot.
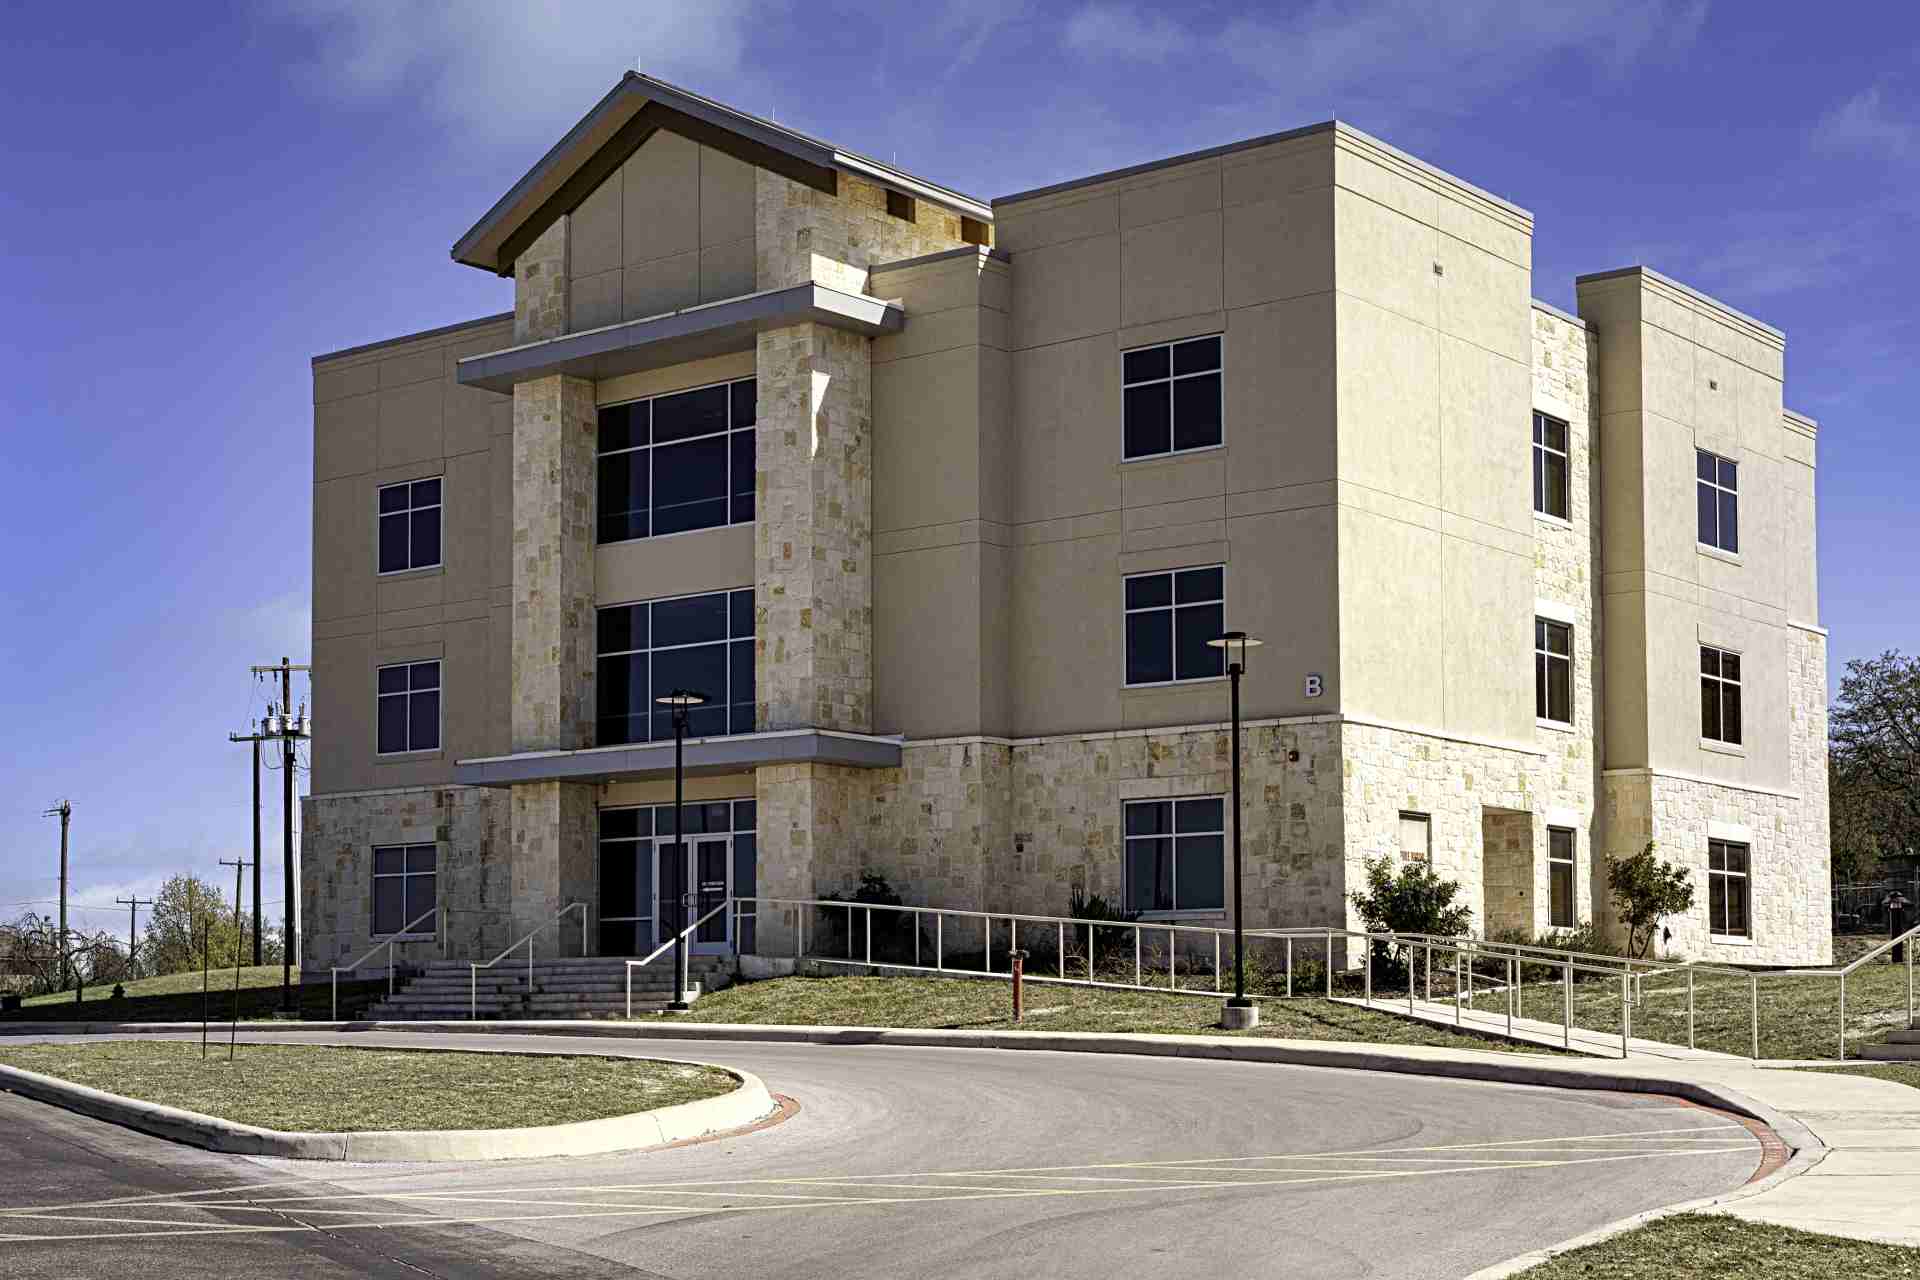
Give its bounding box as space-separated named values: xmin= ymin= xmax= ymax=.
xmin=2 ymin=1 xmax=1915 ymax=933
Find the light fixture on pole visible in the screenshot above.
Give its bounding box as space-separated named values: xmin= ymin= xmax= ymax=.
xmin=656 ymin=689 xmax=710 ymax=1012
xmin=1206 ymin=629 xmax=1262 ymax=1030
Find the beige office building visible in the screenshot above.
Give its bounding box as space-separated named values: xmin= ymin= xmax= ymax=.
xmin=303 ymin=74 xmax=1832 ymax=977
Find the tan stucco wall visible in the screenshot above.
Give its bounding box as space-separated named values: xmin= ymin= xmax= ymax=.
xmin=310 ymin=315 xmax=515 ymax=797
xmin=568 ymin=130 xmax=758 ymax=332
xmin=992 ymin=129 xmax=1342 ymax=739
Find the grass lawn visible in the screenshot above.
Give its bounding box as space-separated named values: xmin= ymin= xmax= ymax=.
xmin=671 ymin=974 xmax=1570 ymax=1054
xmin=1795 ymin=1062 xmax=1920 ymax=1092
xmin=0 ymin=1040 xmax=736 ymax=1132
xmin=1454 ymin=954 xmax=1915 ymax=1060
xmin=3 ymin=965 xmax=388 ymax=1024
xmin=1513 ymin=1213 xmax=1920 ymax=1278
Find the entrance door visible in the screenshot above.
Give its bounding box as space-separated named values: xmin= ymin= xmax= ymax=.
xmin=653 ymin=837 xmax=733 ymax=955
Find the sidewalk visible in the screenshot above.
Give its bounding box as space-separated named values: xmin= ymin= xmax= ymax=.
xmin=1331 ymin=993 xmax=1748 ymax=1062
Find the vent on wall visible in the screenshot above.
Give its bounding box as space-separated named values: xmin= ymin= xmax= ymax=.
xmin=886 ymin=189 xmax=916 ymax=222
xmin=961 ymin=216 xmax=990 ymax=246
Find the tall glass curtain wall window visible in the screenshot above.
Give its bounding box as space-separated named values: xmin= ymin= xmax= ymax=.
xmin=598 ymin=378 xmax=756 ymax=543
xmin=1123 ymin=797 xmax=1226 ymax=915
xmin=1122 ymin=336 xmax=1222 ymax=460
xmin=598 ymin=800 xmax=757 ymax=955
xmin=598 ymin=589 xmax=754 ymax=745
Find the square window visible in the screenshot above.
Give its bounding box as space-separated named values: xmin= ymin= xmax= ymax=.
xmin=1399 ymin=812 xmax=1430 ymax=862
xmin=1121 ymin=335 xmax=1224 ymax=460
xmin=1125 ymin=566 xmax=1224 ymax=686
xmin=372 ymin=843 xmax=435 ymax=935
xmin=1124 ymin=797 xmax=1223 ymax=914
xmin=376 ymin=477 xmax=442 ymax=572
xmin=376 ymin=660 xmax=440 ymax=754
xmin=597 ymin=589 xmax=756 ymax=746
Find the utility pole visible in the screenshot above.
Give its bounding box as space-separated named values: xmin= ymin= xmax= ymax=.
xmin=115 ymin=894 xmax=154 ymax=981
xmin=42 ymin=800 xmax=70 ymax=991
xmin=251 ymin=658 xmax=309 ymax=1015
xmin=218 ymin=857 xmax=251 ymax=1059
xmin=228 ymin=723 xmax=271 ymax=966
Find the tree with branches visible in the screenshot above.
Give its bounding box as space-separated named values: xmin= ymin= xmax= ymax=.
xmin=1829 ymin=651 xmax=1920 ymax=882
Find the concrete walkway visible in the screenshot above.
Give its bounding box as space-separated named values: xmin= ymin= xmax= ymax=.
xmin=1333 ymin=993 xmax=1748 ymax=1062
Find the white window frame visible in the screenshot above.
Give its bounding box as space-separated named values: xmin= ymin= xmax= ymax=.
xmin=596 ymin=586 xmax=755 ymax=746
xmin=1122 ymin=795 xmax=1228 ymax=917
xmin=1708 ymin=838 xmax=1752 ymax=940
xmin=1701 ymin=645 xmax=1743 ymax=747
xmin=1122 ymin=565 xmax=1226 ymax=688
xmin=1121 ymin=334 xmax=1224 ymax=462
xmin=1547 ymin=826 xmax=1576 ymax=929
xmin=1535 ymin=618 xmax=1574 ymax=727
xmin=376 ymin=477 xmax=442 ymax=575
xmin=375 ymin=660 xmax=441 ymax=756
xmin=597 ymin=376 xmax=756 ymax=546
xmin=1398 ymin=811 xmax=1431 ymax=863
xmin=1696 ymin=448 xmax=1739 ymax=554
xmin=1532 ymin=411 xmax=1569 ymax=522
xmin=371 ymin=843 xmax=437 ymax=939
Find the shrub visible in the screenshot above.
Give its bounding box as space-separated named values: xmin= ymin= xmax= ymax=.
xmin=818 ymin=872 xmax=918 ymax=964
xmin=1348 ymin=856 xmax=1474 ymax=983
xmin=1064 ymin=887 xmax=1140 ymax=973
xmin=1606 ymin=842 xmax=1695 ymax=958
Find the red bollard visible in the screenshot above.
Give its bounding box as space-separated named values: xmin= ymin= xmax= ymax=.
xmin=1010 ymin=949 xmax=1028 ymax=1022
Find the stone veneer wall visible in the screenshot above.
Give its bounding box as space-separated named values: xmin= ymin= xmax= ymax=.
xmin=859 ymin=741 xmax=1013 ymax=912
xmin=755 ymin=171 xmax=968 ymax=293
xmin=755 ymin=323 xmax=874 ymax=733
xmin=300 ymin=787 xmax=512 ymax=972
xmin=514 ymin=219 xmax=569 ymax=342
xmin=506 ymin=781 xmax=596 ymax=946
xmin=1528 ymin=303 xmax=1603 ymax=935
xmin=509 ymin=374 xmax=598 ymax=752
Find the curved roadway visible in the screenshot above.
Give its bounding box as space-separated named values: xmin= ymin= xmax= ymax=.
xmin=0 ymin=1030 xmax=1765 ymax=1279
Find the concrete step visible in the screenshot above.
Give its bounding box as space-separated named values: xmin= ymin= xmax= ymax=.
xmin=1881 ymin=1028 xmax=1920 ymax=1044
xmin=1860 ymin=1041 xmax=1920 ymax=1060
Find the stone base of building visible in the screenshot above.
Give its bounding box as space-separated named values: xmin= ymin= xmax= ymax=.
xmin=306 ymin=712 xmax=1827 ymax=972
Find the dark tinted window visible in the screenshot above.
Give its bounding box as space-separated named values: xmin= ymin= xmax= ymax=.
xmin=598 ymin=379 xmax=754 ymax=544
xmin=1122 ymin=336 xmax=1223 ymax=459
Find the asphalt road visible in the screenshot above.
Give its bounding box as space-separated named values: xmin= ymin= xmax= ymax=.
xmin=0 ymin=1030 xmax=1765 ymax=1279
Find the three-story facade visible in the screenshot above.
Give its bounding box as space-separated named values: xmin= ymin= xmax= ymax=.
xmin=302 ymin=74 xmax=1831 ymax=975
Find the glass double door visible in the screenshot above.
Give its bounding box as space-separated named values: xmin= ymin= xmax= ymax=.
xmin=655 ymin=838 xmax=733 ymax=954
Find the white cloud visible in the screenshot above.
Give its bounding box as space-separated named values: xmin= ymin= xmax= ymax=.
xmin=1064 ymin=0 xmax=1710 ymax=116
xmin=274 ymin=0 xmax=756 ymax=150
xmin=1813 ymin=86 xmax=1914 ymax=160
xmin=1063 ymin=3 xmax=1195 ymax=61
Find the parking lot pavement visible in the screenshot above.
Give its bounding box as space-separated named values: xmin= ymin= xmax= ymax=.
xmin=0 ymin=1032 xmax=1764 ymax=1279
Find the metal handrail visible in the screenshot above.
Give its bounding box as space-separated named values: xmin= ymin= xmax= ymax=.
xmin=1389 ymin=930 xmax=1754 ymax=981
xmin=330 ymin=905 xmax=437 ymax=1021
xmin=468 ymin=901 xmax=588 ymax=1020
xmin=624 ymin=899 xmax=732 ymax=1017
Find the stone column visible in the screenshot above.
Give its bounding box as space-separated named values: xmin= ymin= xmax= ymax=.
xmin=507 ymin=355 xmax=598 ymax=943
xmin=751 ymin=320 xmax=876 ymax=947
xmin=515 ymin=219 xmax=569 ymax=343
xmin=755 ymin=322 xmax=874 ymax=733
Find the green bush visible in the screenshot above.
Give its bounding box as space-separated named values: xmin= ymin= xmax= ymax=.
xmin=1606 ymin=842 xmax=1696 ymax=958
xmin=1348 ymin=856 xmax=1473 ymax=984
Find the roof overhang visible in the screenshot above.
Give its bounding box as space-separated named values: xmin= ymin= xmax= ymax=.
xmin=453 ymin=72 xmax=992 ymax=276
xmin=454 ymin=283 xmax=903 ymax=395
xmin=454 ymin=729 xmax=904 ymax=788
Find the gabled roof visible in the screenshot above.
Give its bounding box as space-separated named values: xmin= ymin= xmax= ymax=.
xmin=452 ymin=72 xmax=992 ymax=276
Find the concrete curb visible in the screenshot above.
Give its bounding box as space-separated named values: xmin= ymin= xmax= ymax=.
xmin=0 ymin=1056 xmax=777 ymax=1162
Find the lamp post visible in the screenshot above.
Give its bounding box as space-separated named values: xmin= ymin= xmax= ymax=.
xmin=1207 ymin=630 xmax=1262 ymax=1030
xmin=656 ymin=689 xmax=710 ymax=1012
